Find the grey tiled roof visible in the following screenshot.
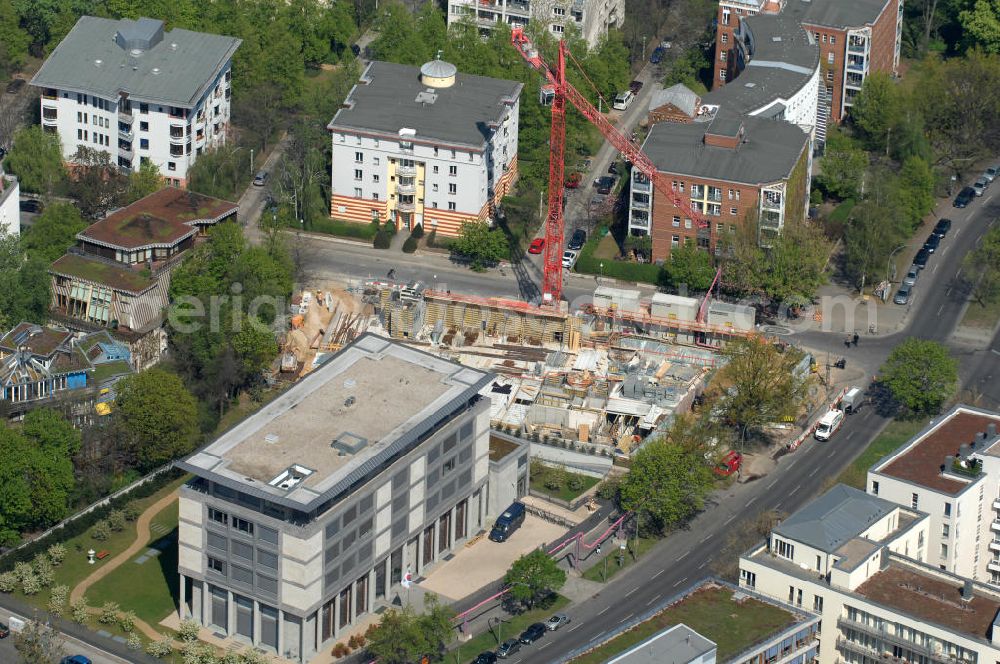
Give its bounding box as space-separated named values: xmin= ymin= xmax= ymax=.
xmin=30 ymin=16 xmax=240 ymax=107
xmin=642 ymin=110 xmax=808 ymax=184
xmin=648 ymin=84 xmax=700 ymax=116
xmin=774 ymin=484 xmax=897 ymax=553
xmin=328 ymin=61 xmax=522 ymax=149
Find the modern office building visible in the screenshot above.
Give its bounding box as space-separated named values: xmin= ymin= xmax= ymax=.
xmin=712 ymin=0 xmax=903 ymax=124
xmin=30 ymin=16 xmax=241 ymax=187
xmin=867 ymin=405 xmax=1000 ymax=584
xmin=740 ymin=483 xmax=1000 ymax=664
xmin=446 ymin=0 xmax=624 ymax=48
xmin=327 ymin=59 xmax=521 ymax=237
xmin=627 ymin=110 xmax=810 ymax=260
xmin=0 ymin=174 xmax=19 ymax=236
xmin=176 ymin=335 xmax=524 ymax=662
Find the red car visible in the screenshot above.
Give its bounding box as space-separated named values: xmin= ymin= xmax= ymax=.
xmin=528 ymin=238 xmax=545 ymax=254
xmin=565 ymin=172 xmax=582 ymax=188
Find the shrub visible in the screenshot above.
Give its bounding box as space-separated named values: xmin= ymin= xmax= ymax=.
xmin=124 ymin=505 xmax=141 ymax=522
xmin=108 ymin=509 xmax=127 ymax=532
xmin=46 ymin=543 xmax=67 ymax=566
xmin=48 ymin=585 xmax=69 ymax=615
xmin=127 ymin=632 xmax=142 ymax=650
xmin=14 ymin=562 xmax=33 ymax=582
xmin=0 ymin=571 xmax=17 ymax=593
xmin=118 ymin=609 xmax=137 ymax=633
xmin=21 ymin=574 xmax=40 ymax=595
xmin=33 ymin=555 xmax=54 ymax=587
xmin=567 ymin=475 xmax=585 ymax=491
xmin=348 ymin=633 xmax=367 ymax=648
xmin=147 ymin=637 xmax=174 ymax=658
xmin=410 ymin=223 xmax=424 ymax=239
xmin=402 ymin=236 xmax=418 ymax=253
xmin=309 ymin=217 xmax=381 ymax=241
xmin=331 ymin=642 xmax=351 ymax=657
xmin=70 ymin=598 xmax=89 ymax=624
xmin=239 ymin=648 xmax=268 ymax=664
xmin=543 ymin=467 xmax=566 ymax=491
xmin=426 ymin=229 xmax=437 ymax=247
xmin=373 ymin=230 xmax=391 ymax=249
xmin=91 ymin=520 xmax=111 ymax=541
xmin=178 ymin=618 xmax=201 ymax=642
xmin=99 ymin=601 xmax=120 ymax=624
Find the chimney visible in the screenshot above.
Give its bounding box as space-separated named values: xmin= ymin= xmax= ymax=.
xmin=959 ymin=443 xmax=971 ymax=458
xmin=962 ymin=579 xmax=974 ymax=602
xmin=944 ymin=455 xmax=954 ymax=472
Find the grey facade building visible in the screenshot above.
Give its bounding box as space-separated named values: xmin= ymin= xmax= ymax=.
xmin=176 ymin=335 xmax=507 ymax=661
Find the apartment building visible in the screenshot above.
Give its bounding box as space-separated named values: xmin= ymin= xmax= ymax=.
xmin=628 ymin=110 xmax=810 ymax=260
xmin=867 ymin=405 xmax=1000 ymax=584
xmin=713 ymin=0 xmax=903 ymax=123
xmin=175 ymin=335 xmax=525 ymax=662
xmin=327 ymin=59 xmax=521 ymax=238
xmin=0 ymin=174 xmax=18 ymax=236
xmin=446 ymin=0 xmax=623 ymax=48
xmin=30 ymin=16 xmax=241 ymax=187
xmin=740 ymin=483 xmax=1000 ymax=664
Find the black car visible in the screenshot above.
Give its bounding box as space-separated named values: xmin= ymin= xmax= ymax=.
xmin=496 ymin=639 xmax=521 ymax=659
xmin=913 ymin=247 xmax=930 ymax=269
xmin=924 ymin=234 xmax=940 ymax=253
xmin=351 ymin=44 xmax=361 ymax=57
xmin=568 ymin=228 xmax=586 ymax=250
xmin=608 ymin=162 xmax=619 ymax=175
xmin=519 ymin=622 xmax=547 ymax=645
xmin=19 ymin=199 xmax=43 ymax=213
xmin=595 ymin=176 xmax=615 ymax=195
xmin=933 ymin=218 xmax=952 ymax=238
xmin=953 ymin=186 xmax=975 ymax=208
xmin=5 ymin=78 xmax=25 ymax=94
xmin=472 ymin=652 xmax=498 ymax=664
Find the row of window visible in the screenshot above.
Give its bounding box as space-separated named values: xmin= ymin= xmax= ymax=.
xmin=77 ymin=129 xmax=110 ymax=147
xmin=342 ymin=140 xmax=477 ymax=164
xmin=78 ymin=112 xmax=111 ymax=128
xmin=350 ymin=188 xmax=459 ymax=211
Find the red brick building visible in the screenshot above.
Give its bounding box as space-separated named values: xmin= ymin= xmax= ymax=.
xmin=712 ymin=0 xmax=902 ymax=124
xmin=628 ymin=111 xmax=810 ymax=261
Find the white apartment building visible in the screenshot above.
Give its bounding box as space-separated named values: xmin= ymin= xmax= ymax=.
xmin=30 ymin=17 xmax=241 ymax=188
xmin=327 ymin=60 xmax=521 ymax=238
xmin=447 ymin=0 xmax=624 ymax=49
xmin=739 ymin=484 xmax=1000 ymax=664
xmin=0 ymin=174 xmax=19 ymax=236
xmin=867 ymin=405 xmax=1000 ymax=584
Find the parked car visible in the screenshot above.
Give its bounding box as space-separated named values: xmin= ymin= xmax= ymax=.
xmin=0 ymin=622 xmax=8 ymax=638
xmin=924 ymin=234 xmax=940 ymax=253
xmin=19 ymin=198 xmax=43 ymax=213
xmin=902 ymin=266 xmax=919 ymax=287
xmin=351 ymin=44 xmax=361 ymax=57
xmin=985 ymin=165 xmax=999 ymax=182
xmin=5 ymin=78 xmax=25 ymax=94
xmin=519 ymin=623 xmax=547 ymax=645
xmin=489 ymin=502 xmax=526 ymax=543
xmin=565 ymin=171 xmax=582 ymax=188
xmin=568 ymin=228 xmax=586 ymax=251
xmin=607 ymin=162 xmax=619 ymax=175
xmin=933 ymin=218 xmax=952 ymax=237
xmin=545 ymin=613 xmax=571 ymax=631
xmin=595 ymin=176 xmax=615 ymax=195
xmin=496 ymin=639 xmax=521 ymax=659
xmin=562 ymin=250 xmax=578 ymax=269
xmin=629 ymin=80 xmax=644 ymax=94
xmin=953 ymin=186 xmax=975 ymax=208
xmin=973 ymin=178 xmax=989 ymax=196
xmin=528 ymin=238 xmax=545 ymax=255
xmin=612 ymin=90 xmax=635 ymax=111
xmin=472 ymin=652 xmax=498 ymax=664
xmin=893 ymin=282 xmax=913 ymax=305
xmin=252 ymin=171 xmax=268 ymax=187
xmin=913 ymin=247 xmax=930 ymax=268
xmin=60 ymin=657 xmax=93 ymax=664
xmin=650 ymin=47 xmax=666 ymax=64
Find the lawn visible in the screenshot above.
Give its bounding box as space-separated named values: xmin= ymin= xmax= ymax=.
xmin=835 ymin=418 xmax=926 ymax=489
xmin=581 ymin=536 xmax=658 ymax=583
xmin=592 ymin=232 xmax=619 ymax=261
xmin=828 ymin=199 xmax=856 ymax=224
xmin=453 ymin=594 xmax=570 ymax=659
xmin=959 ymin=296 xmax=1000 ymax=330
xmin=87 ymin=499 xmax=180 ymax=626
xmin=574 ymin=229 xmax=661 ymax=284
xmin=529 ymin=466 xmax=600 ymax=503
xmin=572 ymin=586 xmax=796 ymax=663
xmin=92 ymin=360 xmax=132 ymax=383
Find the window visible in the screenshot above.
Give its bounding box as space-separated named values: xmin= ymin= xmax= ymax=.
xmin=139 ymin=138 xmax=149 ymax=150
xmin=720 ymin=51 xmax=727 ymax=62
xmin=234 ymin=517 xmax=254 ymax=536
xmin=813 ymin=596 xmax=823 ymax=612
xmin=448 ymin=183 xmax=457 ymax=195
xmin=448 ymin=202 xmax=456 ymax=211
xmin=672 ymin=216 xmax=680 ymax=227
xmin=449 ymin=165 xmax=457 ymax=176
xmin=257 ymin=549 xmax=278 ymax=570
xmin=208 ymin=557 xmax=225 ymax=574
xmin=167 ymin=161 xmax=176 ymax=172
xmin=827 ymin=53 xmax=834 ymax=64
xmin=354 ymin=187 xmax=363 ymax=197
xmin=822 ymin=34 xmax=827 ymax=43
xmin=443 ymin=458 xmax=456 ymax=473
xmin=432 ymin=165 xmax=439 ymax=174
xmin=433 ymin=147 xmax=439 ymax=157
xmin=830 ymin=36 xmax=836 ymax=44
xmin=372 ymin=193 xmax=379 ymax=201
xmin=373 ymin=157 xmax=380 ymax=166
xmin=872 ymin=481 xmax=879 ymax=495
xmin=355 ymin=151 xmax=363 ymax=163
xmin=730 ymin=207 xmax=738 ymax=215
xmin=719 ymin=69 xmax=726 ymax=81
xmin=232 ymin=540 xmax=253 ymax=562
xmin=721 ymin=33 xmax=728 ymax=44
xmin=373 ymin=174 xmax=379 ymax=183
xmin=944 ymin=502 xmax=952 ymax=517
xmin=77 ymin=129 xmax=83 ymax=140
xmin=827 ymin=70 xmax=834 ymax=82
xmin=354 ymin=169 xmax=363 ymax=180
xmin=209 ymin=508 xmax=228 ymax=525
xmin=432 ymin=184 xmax=439 ymax=192
xmin=139 ymin=103 xmax=148 ymax=114
xmin=775 ymin=539 xmax=795 ymax=560
xmin=943 ymin=524 xmax=950 ymax=537
xmin=139 ymin=121 xmax=148 ymax=132
xmin=684 ymin=219 xmax=692 ymax=229
xmin=941 ymin=543 xmax=949 ymax=558
xmin=671 ymin=235 xmax=680 ymax=245
xmin=911 ymin=493 xmax=919 ymax=509
xmin=553 ymin=6 xmax=565 ymax=15
xmin=816 ymin=555 xmax=822 ymax=571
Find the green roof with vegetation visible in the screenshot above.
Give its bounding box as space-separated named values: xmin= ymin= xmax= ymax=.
xmin=50 ymin=254 xmax=155 ymax=293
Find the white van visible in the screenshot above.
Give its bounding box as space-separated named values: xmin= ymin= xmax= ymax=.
xmin=814 ymin=409 xmax=845 ymax=441
xmin=613 ymin=90 xmax=635 ymax=111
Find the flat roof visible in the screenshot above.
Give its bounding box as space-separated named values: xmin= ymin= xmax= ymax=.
xmin=31 ymin=16 xmax=241 ymax=107
xmin=608 ymin=624 xmax=716 ymax=664
xmin=49 ymin=253 xmax=155 ymax=294
xmin=642 ymin=110 xmax=808 ymax=184
xmin=178 ymin=335 xmax=492 ymax=510
xmin=856 ymin=561 xmax=1000 ymax=640
xmin=79 ymin=189 xmax=237 ymax=250
xmin=788 ymin=0 xmax=893 ymax=29
xmin=328 ymin=61 xmax=522 ymax=149
xmin=0 ymin=322 xmax=72 ymax=357
xmin=873 ymin=406 xmax=1000 ymax=495
xmin=774 ymin=484 xmax=897 ymax=553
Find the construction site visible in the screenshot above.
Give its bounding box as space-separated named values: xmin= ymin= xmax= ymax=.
xmin=272 ymin=279 xmax=761 ymax=458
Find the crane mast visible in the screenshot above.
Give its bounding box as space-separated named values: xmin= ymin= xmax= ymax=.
xmin=511 ymin=28 xmax=707 ymax=304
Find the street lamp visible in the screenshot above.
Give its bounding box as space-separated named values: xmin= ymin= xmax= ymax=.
xmin=250 ymin=148 xmax=254 ymax=175
xmin=885 ymin=243 xmax=907 ymax=284
xmin=599 ymin=262 xmax=604 ymax=283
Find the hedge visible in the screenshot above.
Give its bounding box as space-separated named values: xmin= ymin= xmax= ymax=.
xmin=573 ymin=229 xmax=661 ymax=284
xmin=308 ymin=218 xmax=380 ymax=241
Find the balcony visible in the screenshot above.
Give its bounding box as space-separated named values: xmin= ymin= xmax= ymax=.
xmin=631 ymin=198 xmax=649 ymax=210
xmin=169 ymin=126 xmax=186 ymax=142
xmin=41 ymin=88 xmax=58 ymax=100
xmin=396 ymin=180 xmax=417 ymax=194
xmin=991 ymin=498 xmax=1000 ymax=510
xmin=119 ymin=144 xmax=134 ymax=160
xmin=632 ymin=178 xmax=651 ymax=192
xmin=990 ymin=539 xmax=1000 ymax=552
xmin=707 ymin=191 xmax=722 ymax=203
xmin=396 ymin=163 xmax=417 ymax=177
xmin=991 ymin=520 xmax=1000 ymax=533
xmin=42 ymin=107 xmax=58 ymax=123
xmin=396 ymin=199 xmax=416 ymax=212
xmin=118 ymin=126 xmax=133 ymax=141
xmin=119 ymin=109 xmax=133 ymax=122
xmin=848 ymin=42 xmax=867 ymax=54
xmin=846 ymin=61 xmax=866 ymax=73
xmin=988 ymin=560 xmax=1000 ymax=573
xmin=835 ymin=618 xmax=948 ymax=663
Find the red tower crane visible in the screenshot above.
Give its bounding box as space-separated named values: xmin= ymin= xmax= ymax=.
xmin=511 ymin=28 xmax=707 ymax=304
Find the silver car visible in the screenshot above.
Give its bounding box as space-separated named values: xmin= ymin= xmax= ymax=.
xmin=973 ymin=178 xmax=988 ymax=196
xmin=893 ymin=283 xmax=912 ymax=305
xmin=545 ymin=613 xmax=571 ymax=631
xmin=902 ymin=266 xmax=919 ymax=287
xmin=984 ymin=165 xmax=999 ymax=182
xmin=562 ymin=250 xmax=578 ymax=269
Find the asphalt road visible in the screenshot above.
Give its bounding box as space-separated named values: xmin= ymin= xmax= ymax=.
xmin=0 ymin=607 xmax=131 ymax=664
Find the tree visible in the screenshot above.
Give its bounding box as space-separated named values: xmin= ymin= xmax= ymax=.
xmin=114 ymin=368 xmax=200 ymax=470
xmin=21 ymin=202 xmax=86 ymax=262
xmin=880 ymin=338 xmax=958 ymax=414
xmin=0 ymin=230 xmax=50 ymax=329
xmin=13 ymin=618 xmax=65 ymax=664
xmin=4 ymin=126 xmax=66 ymax=194
xmin=452 ymin=221 xmax=509 ymax=269
xmin=964 ymin=225 xmax=1000 ymax=305
xmin=718 ymin=338 xmax=807 ymax=441
xmin=658 ymin=242 xmax=715 ymax=292
xmin=960 ymin=0 xmax=1000 ymax=53
xmin=69 ymin=146 xmax=129 ymax=219
xmin=365 ymin=594 xmax=454 ymax=664
xmin=505 ymin=549 xmax=566 ymax=610
xmin=187 ymin=145 xmax=247 ymax=200
xmin=618 ymin=440 xmax=714 ymax=535
xmin=817 ymin=144 xmax=869 ymax=200
xmin=850 ymin=73 xmax=901 ymax=151
xmin=126 ymin=159 xmax=162 ymax=204
xmin=0 ymin=0 xmax=29 ymax=74
xmin=233 ymin=83 xmax=285 ymax=152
